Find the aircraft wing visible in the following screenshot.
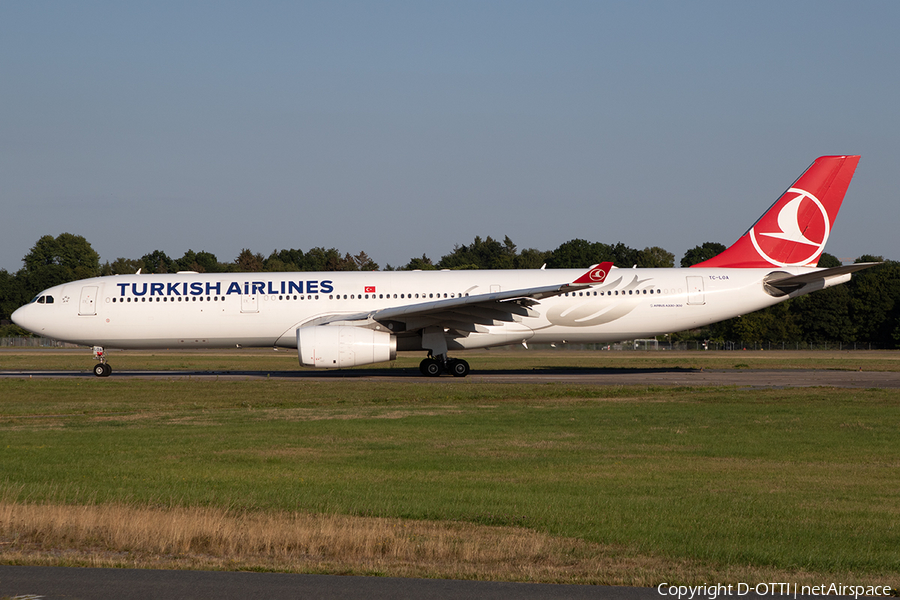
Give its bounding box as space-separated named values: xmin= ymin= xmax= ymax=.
xmin=307 ymin=262 xmax=614 ymax=335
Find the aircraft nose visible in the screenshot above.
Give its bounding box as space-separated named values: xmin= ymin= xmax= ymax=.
xmin=11 ymin=304 xmax=41 ymax=335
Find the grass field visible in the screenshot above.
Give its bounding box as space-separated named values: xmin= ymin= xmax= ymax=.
xmin=0 ymin=351 xmax=898 ymax=587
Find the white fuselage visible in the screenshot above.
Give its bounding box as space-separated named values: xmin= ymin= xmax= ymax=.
xmin=11 ymin=266 xmax=828 ymax=351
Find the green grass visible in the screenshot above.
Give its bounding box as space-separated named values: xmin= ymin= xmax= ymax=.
xmin=1 ymin=378 xmax=898 ymax=579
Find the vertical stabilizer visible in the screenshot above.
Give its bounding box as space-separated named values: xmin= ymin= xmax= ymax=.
xmin=694 ymin=155 xmax=860 ymax=268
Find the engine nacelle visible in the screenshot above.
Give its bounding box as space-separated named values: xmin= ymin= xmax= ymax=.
xmin=297 ymin=325 xmax=397 ymax=368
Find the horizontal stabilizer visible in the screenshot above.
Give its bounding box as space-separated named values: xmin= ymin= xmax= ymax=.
xmin=764 ymin=263 xmax=880 ymax=296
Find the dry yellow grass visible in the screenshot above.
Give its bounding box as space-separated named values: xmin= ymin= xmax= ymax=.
xmin=0 ymin=501 xmax=891 ymax=587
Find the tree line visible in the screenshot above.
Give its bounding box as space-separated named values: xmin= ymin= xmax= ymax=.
xmin=1 ymin=233 xmax=898 ymax=347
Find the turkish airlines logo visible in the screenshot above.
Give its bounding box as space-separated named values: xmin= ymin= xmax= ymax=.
xmin=365 ymin=286 xmax=376 ymax=293
xmin=588 ymin=267 xmax=607 ymax=282
xmin=750 ymin=187 xmax=830 ymax=267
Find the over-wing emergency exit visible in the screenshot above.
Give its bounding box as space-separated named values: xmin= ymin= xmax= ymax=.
xmin=12 ymin=156 xmax=875 ymax=377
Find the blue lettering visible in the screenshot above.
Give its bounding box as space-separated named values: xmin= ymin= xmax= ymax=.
xmin=167 ymin=282 xmax=181 ymax=296
xmin=244 ymin=281 xmax=249 ymax=295
xmin=183 ymin=283 xmax=188 ymax=296
xmin=320 ymin=280 xmax=333 ymax=294
xmin=288 ymin=281 xmax=303 ymax=294
xmin=117 ymin=283 xmax=129 ymax=296
xmin=252 ymin=282 xmax=265 ymax=295
xmin=267 ymin=281 xmax=279 ymax=295
xmin=306 ymin=281 xmax=319 ymax=294
xmin=280 ymin=281 xmax=285 ymax=294
xmin=150 ymin=283 xmax=164 ymax=296
xmin=190 ymin=282 xmax=203 ymax=296
xmin=132 ymin=283 xmax=148 ymax=296
xmin=226 ymin=281 xmax=241 ymax=295
xmin=206 ymin=282 xmax=221 ymax=295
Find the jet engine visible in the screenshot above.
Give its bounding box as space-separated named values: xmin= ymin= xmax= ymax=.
xmin=297 ymin=325 xmax=396 ymax=368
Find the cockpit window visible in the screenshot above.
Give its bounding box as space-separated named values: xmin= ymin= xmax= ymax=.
xmin=30 ymin=295 xmax=54 ymax=304
xmin=45 ymin=295 xmax=54 ymax=304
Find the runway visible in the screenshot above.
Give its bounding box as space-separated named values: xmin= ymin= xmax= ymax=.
xmin=2 ymin=366 xmax=900 ymax=388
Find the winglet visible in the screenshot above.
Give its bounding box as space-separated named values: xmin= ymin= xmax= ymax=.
xmin=572 ymin=262 xmax=614 ymax=284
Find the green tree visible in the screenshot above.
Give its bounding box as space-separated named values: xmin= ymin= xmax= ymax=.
xmin=0 ymin=269 xmax=27 ymax=322
xmin=847 ymin=258 xmax=900 ymax=347
xmin=816 ymin=252 xmax=842 ymax=268
xmin=234 ymin=249 xmax=266 ymax=272
xmin=515 ymin=248 xmax=550 ymax=269
xmin=267 ymin=249 xmax=302 ymax=271
xmin=140 ymin=250 xmax=176 ymax=274
xmin=400 ymin=254 xmax=437 ymax=271
xmin=438 ymin=236 xmax=516 ymax=270
xmin=791 ymin=286 xmax=855 ymax=343
xmin=609 ymin=242 xmax=640 ymax=268
xmin=347 ymin=251 xmax=379 ymax=271
xmin=711 ymin=301 xmax=801 ymax=344
xmin=546 ymin=239 xmax=609 ymax=269
xmin=681 ymin=242 xmax=726 ymax=267
xmin=100 ymin=257 xmax=144 ymax=276
xmin=637 ymin=246 xmax=675 ymax=268
xmin=21 ymin=233 xmax=101 ymax=292
xmin=175 ymin=250 xmax=222 ymax=273
xmin=301 ymin=247 xmax=345 ymax=271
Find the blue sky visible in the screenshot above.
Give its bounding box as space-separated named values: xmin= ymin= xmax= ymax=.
xmin=2 ymin=1 xmax=897 ymax=272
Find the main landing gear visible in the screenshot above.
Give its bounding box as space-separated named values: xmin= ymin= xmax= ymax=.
xmin=419 ymin=354 xmax=470 ymax=378
xmin=92 ymin=346 xmax=112 ymax=377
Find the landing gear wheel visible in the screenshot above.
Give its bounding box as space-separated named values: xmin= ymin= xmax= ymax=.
xmin=419 ymin=358 xmax=442 ymax=377
xmin=448 ymin=359 xmax=470 ymax=378
xmin=93 ymin=363 xmax=112 ymax=377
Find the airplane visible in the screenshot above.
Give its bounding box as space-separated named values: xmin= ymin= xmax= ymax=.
xmin=12 ymin=155 xmax=877 ymax=378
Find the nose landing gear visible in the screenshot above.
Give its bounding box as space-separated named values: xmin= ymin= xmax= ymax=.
xmin=92 ymin=346 xmax=112 ymax=377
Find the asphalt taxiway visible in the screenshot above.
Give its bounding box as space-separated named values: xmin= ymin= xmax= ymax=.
xmin=0 ymin=566 xmax=873 ymax=600
xmin=2 ymin=366 xmax=899 ymax=387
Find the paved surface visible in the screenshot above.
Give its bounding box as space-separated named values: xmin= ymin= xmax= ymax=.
xmin=2 ymin=366 xmax=899 ymax=387
xmin=0 ymin=566 xmax=644 ymax=600
xmin=0 ymin=566 xmax=873 ymax=600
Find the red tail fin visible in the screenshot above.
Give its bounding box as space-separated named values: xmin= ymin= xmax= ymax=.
xmin=694 ymin=155 xmax=860 ymax=268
